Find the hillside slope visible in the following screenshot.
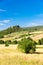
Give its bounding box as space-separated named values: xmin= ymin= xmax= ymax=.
xmin=0 ymin=25 xmax=43 ymax=37
xmin=0 ymin=25 xmax=23 ymax=36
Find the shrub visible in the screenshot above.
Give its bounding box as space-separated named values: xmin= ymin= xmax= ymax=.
xmin=41 ymin=38 xmax=43 ymax=45
xmin=38 ymin=40 xmax=41 ymax=45
xmin=38 ymin=38 xmax=43 ymax=45
xmin=34 ymin=41 xmax=37 ymax=45
xmin=27 ymin=37 xmax=33 ymax=41
xmin=5 ymin=41 xmax=9 ymax=46
xmin=18 ymin=38 xmax=36 ymax=53
xmin=0 ymin=40 xmax=4 ymax=44
xmin=0 ymin=35 xmax=4 ymax=38
xmin=12 ymin=40 xmax=18 ymax=44
xmin=7 ymin=40 xmax=11 ymax=44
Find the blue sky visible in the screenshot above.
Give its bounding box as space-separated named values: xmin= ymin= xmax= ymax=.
xmin=0 ymin=0 xmax=43 ymax=30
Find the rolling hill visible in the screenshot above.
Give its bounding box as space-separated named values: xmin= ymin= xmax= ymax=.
xmin=0 ymin=25 xmax=43 ymax=35
xmin=0 ymin=25 xmax=43 ymax=41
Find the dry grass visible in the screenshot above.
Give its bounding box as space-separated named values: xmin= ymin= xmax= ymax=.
xmin=0 ymin=31 xmax=43 ymax=41
xmin=0 ymin=44 xmax=43 ymax=65
xmin=32 ymin=33 xmax=43 ymax=41
xmin=0 ymin=31 xmax=43 ymax=65
xmin=0 ymin=31 xmax=28 ymax=41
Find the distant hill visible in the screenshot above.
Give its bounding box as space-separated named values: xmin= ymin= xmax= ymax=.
xmin=24 ymin=26 xmax=43 ymax=32
xmin=0 ymin=25 xmax=43 ymax=36
xmin=0 ymin=25 xmax=23 ymax=36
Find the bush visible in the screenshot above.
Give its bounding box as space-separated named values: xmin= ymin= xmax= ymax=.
xmin=0 ymin=40 xmax=4 ymax=44
xmin=12 ymin=40 xmax=18 ymax=44
xmin=34 ymin=41 xmax=37 ymax=45
xmin=0 ymin=35 xmax=4 ymax=38
xmin=5 ymin=41 xmax=9 ymax=47
xmin=18 ymin=38 xmax=36 ymax=53
xmin=41 ymin=38 xmax=43 ymax=45
xmin=38 ymin=38 xmax=43 ymax=45
xmin=7 ymin=40 xmax=11 ymax=44
xmin=27 ymin=37 xmax=33 ymax=41
xmin=38 ymin=40 xmax=41 ymax=45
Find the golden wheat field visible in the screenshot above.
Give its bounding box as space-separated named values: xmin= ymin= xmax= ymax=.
xmin=0 ymin=44 xmax=43 ymax=65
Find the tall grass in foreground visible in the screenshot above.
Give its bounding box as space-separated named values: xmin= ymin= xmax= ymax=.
xmin=0 ymin=54 xmax=43 ymax=65
xmin=0 ymin=44 xmax=43 ymax=65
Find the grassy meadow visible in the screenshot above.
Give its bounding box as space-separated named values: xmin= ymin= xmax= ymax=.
xmin=0 ymin=26 xmax=43 ymax=65
xmin=0 ymin=44 xmax=43 ymax=65
xmin=0 ymin=30 xmax=43 ymax=41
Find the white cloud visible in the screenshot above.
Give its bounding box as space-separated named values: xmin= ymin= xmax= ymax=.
xmin=3 ymin=20 xmax=10 ymax=23
xmin=0 ymin=20 xmax=10 ymax=26
xmin=0 ymin=9 xmax=6 ymax=12
xmin=0 ymin=20 xmax=10 ymax=23
xmin=0 ymin=23 xmax=4 ymax=26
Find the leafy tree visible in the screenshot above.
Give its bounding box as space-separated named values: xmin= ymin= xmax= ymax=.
xmin=18 ymin=38 xmax=36 ymax=53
